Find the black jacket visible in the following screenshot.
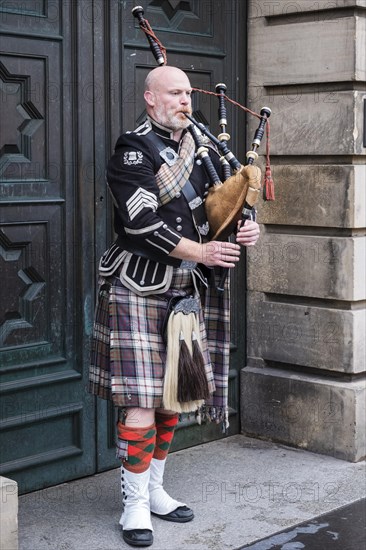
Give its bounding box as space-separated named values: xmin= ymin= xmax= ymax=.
xmin=106 ymin=119 xmax=223 ymax=265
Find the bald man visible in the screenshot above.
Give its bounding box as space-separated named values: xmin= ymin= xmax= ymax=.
xmin=89 ymin=66 xmax=260 ymax=547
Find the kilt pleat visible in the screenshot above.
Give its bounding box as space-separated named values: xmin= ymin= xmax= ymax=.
xmin=203 ymin=272 xmax=230 ymax=411
xmin=89 ymin=283 xmax=112 ymax=401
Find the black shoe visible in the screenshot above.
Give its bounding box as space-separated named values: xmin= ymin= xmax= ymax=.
xmin=152 ymin=505 xmax=194 ymax=523
xmin=122 ymin=528 xmax=153 ymax=547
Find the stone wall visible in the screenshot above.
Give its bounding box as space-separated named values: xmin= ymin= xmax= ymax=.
xmin=242 ymin=0 xmax=366 ymax=461
xmin=0 ymin=477 xmax=18 ymax=550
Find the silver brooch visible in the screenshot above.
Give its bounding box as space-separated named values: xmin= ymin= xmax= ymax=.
xmin=160 ymin=147 xmax=179 ymax=166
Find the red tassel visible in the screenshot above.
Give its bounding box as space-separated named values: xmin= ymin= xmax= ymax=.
xmin=263 ymin=120 xmax=275 ymax=201
xmin=263 ymin=164 xmax=275 ymax=201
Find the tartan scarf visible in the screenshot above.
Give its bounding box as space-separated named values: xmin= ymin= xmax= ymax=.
xmin=155 ymin=131 xmax=196 ymax=206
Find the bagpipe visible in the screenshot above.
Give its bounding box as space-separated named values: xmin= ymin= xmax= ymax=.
xmin=132 ymin=5 xmax=274 ymax=243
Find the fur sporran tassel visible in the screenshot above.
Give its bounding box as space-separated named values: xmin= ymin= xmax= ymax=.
xmin=163 ymin=311 xmax=181 ymax=411
xmin=177 ymin=329 xmax=209 ymax=403
xmin=191 ymin=331 xmax=210 ymax=400
xmin=163 ymin=303 xmax=210 ymax=413
xmin=177 ymin=330 xmax=197 ymax=402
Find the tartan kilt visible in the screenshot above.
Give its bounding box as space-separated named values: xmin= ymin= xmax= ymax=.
xmin=88 ymin=268 xmax=225 ymax=410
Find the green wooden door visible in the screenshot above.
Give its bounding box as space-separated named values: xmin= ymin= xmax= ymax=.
xmin=0 ymin=0 xmax=97 ymax=493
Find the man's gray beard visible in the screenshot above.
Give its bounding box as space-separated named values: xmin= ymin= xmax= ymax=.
xmin=155 ymin=107 xmax=190 ymax=132
xmin=170 ymin=117 xmax=190 ymax=131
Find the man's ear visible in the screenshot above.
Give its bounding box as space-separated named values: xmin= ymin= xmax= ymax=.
xmin=144 ymin=90 xmax=155 ymax=106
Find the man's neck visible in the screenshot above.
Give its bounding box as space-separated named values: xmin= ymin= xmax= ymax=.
xmin=172 ymin=129 xmax=184 ymax=142
xmin=148 ymin=116 xmax=184 ymax=142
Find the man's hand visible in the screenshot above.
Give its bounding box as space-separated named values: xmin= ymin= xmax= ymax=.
xmin=170 ymin=237 xmax=241 ymax=268
xmin=201 ymin=241 xmax=241 ymax=268
xmin=235 ymin=220 xmax=260 ymax=247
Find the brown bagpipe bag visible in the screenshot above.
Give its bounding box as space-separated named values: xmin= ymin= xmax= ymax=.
xmin=204 ymin=164 xmax=262 ymax=241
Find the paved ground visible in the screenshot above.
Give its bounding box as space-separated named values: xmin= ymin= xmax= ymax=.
xmin=240 ymin=498 xmax=366 ymax=549
xmin=19 ymin=435 xmax=366 ymax=550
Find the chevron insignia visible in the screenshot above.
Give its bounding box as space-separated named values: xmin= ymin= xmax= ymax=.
xmin=126 ymin=188 xmax=158 ymax=220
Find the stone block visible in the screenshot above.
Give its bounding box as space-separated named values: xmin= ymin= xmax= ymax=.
xmin=247 ymin=291 xmax=366 ymax=373
xmin=249 ymin=0 xmax=366 ymax=18
xmin=256 ymin=164 xmax=366 ymax=229
xmin=247 ymin=90 xmax=365 ymax=156
xmin=248 ymin=16 xmax=365 ymax=84
xmin=240 ymin=366 xmax=366 ymax=461
xmin=0 ymin=477 xmax=18 ymax=550
xmin=247 ymin=233 xmax=366 ymax=300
